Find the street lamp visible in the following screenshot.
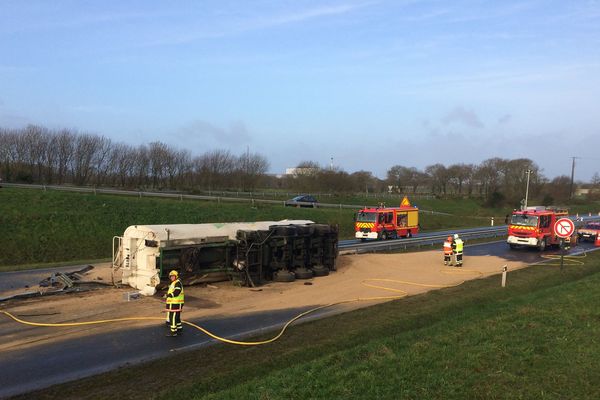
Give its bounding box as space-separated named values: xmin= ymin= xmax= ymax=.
xmin=524 ymin=169 xmax=532 ymax=209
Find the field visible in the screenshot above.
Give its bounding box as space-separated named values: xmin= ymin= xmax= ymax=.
xmin=0 ymin=187 xmax=510 ymax=268
xmin=4 ymin=185 xmax=600 ymax=399
xmin=13 ymin=249 xmax=600 ymax=400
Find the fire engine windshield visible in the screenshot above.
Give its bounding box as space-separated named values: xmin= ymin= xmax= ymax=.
xmin=356 ymin=212 xmax=377 ymax=222
xmin=510 ymin=214 xmax=538 ymax=227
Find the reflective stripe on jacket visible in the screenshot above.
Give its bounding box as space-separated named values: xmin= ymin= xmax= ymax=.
xmin=453 ymin=239 xmax=464 ymax=253
xmin=443 ymin=240 xmax=453 ymax=255
xmin=166 ymin=279 xmax=184 ymax=305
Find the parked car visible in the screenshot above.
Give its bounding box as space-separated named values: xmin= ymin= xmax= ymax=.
xmin=577 ymin=222 xmax=600 ymax=242
xmin=285 ymin=195 xmax=318 ymax=208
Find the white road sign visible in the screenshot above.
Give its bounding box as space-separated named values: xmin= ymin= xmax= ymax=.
xmin=554 ymin=218 xmax=575 ymax=239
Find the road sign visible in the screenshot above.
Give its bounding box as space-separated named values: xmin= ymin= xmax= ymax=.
xmin=554 ymin=218 xmax=575 ymax=238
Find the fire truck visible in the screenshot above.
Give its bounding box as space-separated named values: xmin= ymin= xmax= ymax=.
xmin=355 ymin=197 xmax=419 ymax=240
xmin=507 ymin=206 xmax=570 ymax=251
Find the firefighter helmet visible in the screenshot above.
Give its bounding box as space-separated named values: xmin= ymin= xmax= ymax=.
xmin=453 ymin=234 xmax=459 ymax=240
xmin=169 ymin=270 xmax=179 ymax=278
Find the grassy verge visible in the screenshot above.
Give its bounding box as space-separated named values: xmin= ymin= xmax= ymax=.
xmin=1 ymin=187 xmax=493 ymax=268
xmin=16 ymin=250 xmax=600 ymax=400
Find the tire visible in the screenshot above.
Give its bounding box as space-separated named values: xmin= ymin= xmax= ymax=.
xmin=509 ymin=244 xmax=518 ymax=250
xmin=538 ymin=237 xmax=546 ymax=252
xmin=312 ymin=265 xmax=329 ymax=277
xmin=273 ymin=270 xmax=295 ymax=282
xmin=406 ymin=231 xmax=412 ymax=238
xmin=380 ymin=231 xmax=388 ymax=240
xmin=294 ymin=267 xmax=313 ymax=279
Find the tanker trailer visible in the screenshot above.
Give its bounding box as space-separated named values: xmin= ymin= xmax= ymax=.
xmin=112 ymin=220 xmax=338 ymax=295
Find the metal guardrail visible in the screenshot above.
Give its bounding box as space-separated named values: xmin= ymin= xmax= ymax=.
xmin=339 ymin=226 xmax=509 ymax=254
xmin=1 ymin=183 xmax=448 ymax=214
xmin=339 ymin=213 xmax=600 ymax=254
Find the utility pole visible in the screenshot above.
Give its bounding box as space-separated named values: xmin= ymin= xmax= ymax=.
xmin=524 ymin=169 xmax=532 ymax=209
xmin=569 ymin=156 xmax=578 ymax=199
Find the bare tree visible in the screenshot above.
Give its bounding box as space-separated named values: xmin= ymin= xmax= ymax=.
xmin=54 ymin=129 xmax=75 ymax=184
xmin=425 ymin=163 xmax=450 ymax=195
xmin=235 ymin=151 xmax=269 ymax=191
xmin=193 ymin=149 xmax=236 ymax=190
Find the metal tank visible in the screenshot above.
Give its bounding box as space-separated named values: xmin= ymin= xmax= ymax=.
xmin=112 ymin=220 xmax=338 ymax=295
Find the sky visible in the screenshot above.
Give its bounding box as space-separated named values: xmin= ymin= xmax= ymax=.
xmin=1 ymin=0 xmax=600 ymax=181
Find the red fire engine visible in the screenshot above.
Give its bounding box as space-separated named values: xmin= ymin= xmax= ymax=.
xmin=355 ymin=197 xmax=419 ymax=240
xmin=507 ymin=206 xmax=571 ymax=251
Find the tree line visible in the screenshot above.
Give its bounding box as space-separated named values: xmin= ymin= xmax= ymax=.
xmin=1 ymin=125 xmax=596 ymax=206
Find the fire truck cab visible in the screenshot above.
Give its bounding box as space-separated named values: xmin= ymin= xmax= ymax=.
xmin=355 ymin=197 xmax=419 ymax=240
xmin=507 ymin=206 xmax=569 ymax=251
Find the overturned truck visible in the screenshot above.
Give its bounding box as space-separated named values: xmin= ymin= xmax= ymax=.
xmin=112 ymin=220 xmax=338 ymax=295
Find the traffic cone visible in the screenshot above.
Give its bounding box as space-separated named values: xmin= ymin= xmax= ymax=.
xmin=595 ymin=233 xmax=600 ymax=247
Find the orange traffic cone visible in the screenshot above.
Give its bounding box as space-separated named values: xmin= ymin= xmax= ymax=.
xmin=595 ymin=234 xmax=600 ymax=247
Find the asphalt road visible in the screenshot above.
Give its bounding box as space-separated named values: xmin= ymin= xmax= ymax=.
xmin=0 ymin=240 xmax=597 ymax=399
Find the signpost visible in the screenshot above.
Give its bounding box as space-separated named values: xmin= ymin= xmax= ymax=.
xmin=554 ymin=218 xmax=575 ymax=270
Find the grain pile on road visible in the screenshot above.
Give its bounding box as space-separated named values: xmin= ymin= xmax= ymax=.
xmin=0 ymin=249 xmax=529 ymax=351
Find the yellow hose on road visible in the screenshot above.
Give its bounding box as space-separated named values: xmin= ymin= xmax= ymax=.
xmin=0 ymin=266 xmax=496 ymax=346
xmin=540 ymin=252 xmax=587 ymax=266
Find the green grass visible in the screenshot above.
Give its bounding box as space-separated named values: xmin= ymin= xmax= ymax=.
xmin=1 ymin=187 xmax=498 ymax=268
xmin=17 ymin=250 xmax=600 ymax=400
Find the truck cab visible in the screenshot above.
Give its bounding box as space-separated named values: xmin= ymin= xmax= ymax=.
xmin=507 ymin=206 xmax=568 ymax=251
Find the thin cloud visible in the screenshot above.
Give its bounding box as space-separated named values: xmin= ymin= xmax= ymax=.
xmin=498 ymin=114 xmax=512 ymax=125
xmin=178 ymin=120 xmax=252 ymax=146
xmin=442 ymin=107 xmax=484 ymax=129
xmin=143 ymin=1 xmax=375 ymax=47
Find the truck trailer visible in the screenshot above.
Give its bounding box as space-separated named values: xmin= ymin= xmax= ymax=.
xmin=112 ymin=220 xmax=338 ymax=295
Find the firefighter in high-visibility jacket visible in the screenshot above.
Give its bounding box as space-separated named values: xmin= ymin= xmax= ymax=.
xmin=165 ymin=270 xmax=184 ymax=337
xmin=443 ymin=236 xmax=454 ymax=265
xmin=452 ymin=234 xmax=464 ymax=267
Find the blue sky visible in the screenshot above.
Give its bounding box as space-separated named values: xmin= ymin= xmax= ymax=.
xmin=1 ymin=0 xmax=600 ymax=181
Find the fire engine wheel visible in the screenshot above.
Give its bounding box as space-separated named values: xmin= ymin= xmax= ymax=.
xmin=538 ymin=238 xmax=547 ymax=252
xmin=380 ymin=231 xmax=389 ymax=240
xmin=406 ymin=231 xmax=412 ymax=238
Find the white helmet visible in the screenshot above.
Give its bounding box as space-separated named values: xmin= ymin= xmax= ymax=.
xmin=453 ymin=234 xmax=459 ymax=239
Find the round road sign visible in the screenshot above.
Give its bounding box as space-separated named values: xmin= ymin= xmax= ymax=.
xmin=554 ymin=218 xmax=575 ymax=238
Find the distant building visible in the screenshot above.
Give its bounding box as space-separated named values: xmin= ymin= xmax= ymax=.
xmin=285 ymin=167 xmax=318 ymax=176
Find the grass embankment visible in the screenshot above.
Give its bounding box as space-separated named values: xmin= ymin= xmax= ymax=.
xmin=1 ymin=187 xmax=498 ymax=269
xmin=17 ymin=250 xmax=600 ymax=400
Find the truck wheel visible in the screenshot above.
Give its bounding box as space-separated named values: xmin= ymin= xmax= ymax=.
xmin=294 ymin=267 xmax=313 ymax=279
xmin=509 ymin=244 xmax=517 ymax=250
xmin=538 ymin=238 xmax=546 ymax=252
xmin=273 ymin=270 xmax=295 ymax=282
xmin=312 ymin=265 xmax=329 ymax=277
xmin=406 ymin=231 xmax=412 ymax=238
xmin=381 ymin=231 xmax=388 ymax=240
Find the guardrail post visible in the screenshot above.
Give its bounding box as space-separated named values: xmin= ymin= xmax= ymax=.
xmin=501 ymin=265 xmax=508 ymax=287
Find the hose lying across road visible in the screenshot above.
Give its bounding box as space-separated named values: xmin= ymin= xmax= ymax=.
xmin=0 ymin=253 xmax=589 ymax=346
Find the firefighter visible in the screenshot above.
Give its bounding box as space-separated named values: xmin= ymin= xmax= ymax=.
xmin=443 ymin=236 xmax=454 ymax=266
xmin=165 ymin=270 xmax=184 ymax=337
xmin=452 ymin=234 xmax=464 ymax=267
